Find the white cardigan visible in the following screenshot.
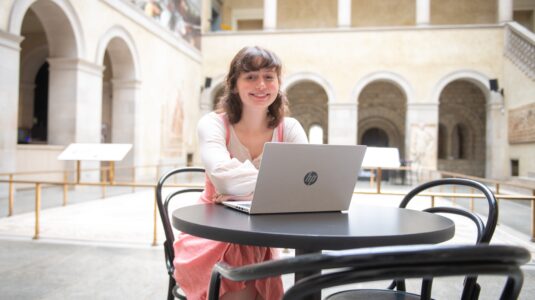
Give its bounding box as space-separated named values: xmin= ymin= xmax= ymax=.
xmin=197 ymin=112 xmax=308 ymax=196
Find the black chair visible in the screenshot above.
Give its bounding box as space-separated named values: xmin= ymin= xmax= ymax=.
xmin=207 ymin=244 xmax=530 ymax=300
xmin=381 ymin=178 xmax=499 ymax=300
xmin=156 ymin=167 xmax=205 ymax=300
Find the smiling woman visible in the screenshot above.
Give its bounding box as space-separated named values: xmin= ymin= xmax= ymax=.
xmin=172 ymin=46 xmax=308 ymax=300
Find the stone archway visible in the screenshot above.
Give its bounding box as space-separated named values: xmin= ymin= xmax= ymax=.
xmin=438 ymin=80 xmax=486 ymax=177
xmin=357 ymin=81 xmax=406 ymax=158
xmin=97 ymin=26 xmax=140 ymax=180
xmin=286 ymin=81 xmax=329 ymax=144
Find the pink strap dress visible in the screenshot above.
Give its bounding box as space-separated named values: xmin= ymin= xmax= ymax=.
xmin=173 ymin=116 xmax=284 ymax=300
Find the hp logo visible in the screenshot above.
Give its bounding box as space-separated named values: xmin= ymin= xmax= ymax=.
xmin=304 ymin=171 xmax=318 ymax=186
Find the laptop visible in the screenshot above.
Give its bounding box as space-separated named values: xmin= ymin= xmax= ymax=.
xmin=222 ymin=143 xmax=367 ymax=214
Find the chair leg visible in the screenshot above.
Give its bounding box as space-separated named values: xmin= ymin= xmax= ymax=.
xmin=421 ymin=278 xmax=433 ymax=300
xmin=168 ymin=276 xmax=176 ymax=300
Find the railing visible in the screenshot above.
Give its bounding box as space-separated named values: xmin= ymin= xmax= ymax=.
xmin=1 ymin=165 xmax=535 ymax=244
xmin=505 ymin=22 xmax=535 ymax=80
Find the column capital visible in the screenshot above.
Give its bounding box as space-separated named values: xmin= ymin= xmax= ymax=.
xmin=0 ymin=30 xmax=24 ymax=51
xmin=47 ymin=58 xmax=105 ymax=77
xmin=111 ymin=79 xmax=142 ymax=89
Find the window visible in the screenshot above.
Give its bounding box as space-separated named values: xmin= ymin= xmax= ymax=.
xmin=511 ymin=159 xmax=519 ymax=177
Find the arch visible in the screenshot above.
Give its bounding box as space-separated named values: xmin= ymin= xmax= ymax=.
xmin=351 ymin=71 xmax=414 ymax=105
xmin=200 ymin=74 xmax=225 ymax=114
xmin=431 ymin=70 xmax=491 ymax=104
xmin=283 ymin=72 xmax=336 ymax=104
xmin=20 ymin=45 xmax=49 ymax=84
xmin=96 ymin=25 xmax=141 ymax=80
xmin=9 ymin=0 xmax=86 ymax=58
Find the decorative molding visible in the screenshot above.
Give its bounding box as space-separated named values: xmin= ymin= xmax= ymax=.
xmin=0 ymin=30 xmax=24 ymax=51
xmin=508 ymin=102 xmax=535 ymax=144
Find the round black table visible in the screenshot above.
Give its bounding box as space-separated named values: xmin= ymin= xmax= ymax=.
xmin=172 ymin=203 xmax=455 ymax=300
xmin=172 ymin=203 xmax=455 ymax=252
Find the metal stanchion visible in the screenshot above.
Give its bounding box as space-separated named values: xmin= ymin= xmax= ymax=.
xmin=34 ymin=183 xmax=41 ymax=240
xmin=8 ymin=174 xmax=14 ymax=216
xmin=153 ymin=187 xmax=158 ymax=246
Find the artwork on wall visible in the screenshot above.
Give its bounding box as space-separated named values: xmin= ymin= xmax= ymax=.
xmin=132 ymin=0 xmax=201 ymax=49
xmin=508 ymin=102 xmax=535 ymax=144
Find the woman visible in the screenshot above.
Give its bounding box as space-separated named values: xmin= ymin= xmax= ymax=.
xmin=173 ymin=46 xmax=308 ymax=299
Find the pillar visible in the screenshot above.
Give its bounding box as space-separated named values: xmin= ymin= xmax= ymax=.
xmin=416 ymin=0 xmax=430 ymax=25
xmin=263 ymin=0 xmax=277 ymax=30
xmin=486 ymin=91 xmax=508 ymax=179
xmin=329 ymin=103 xmax=357 ymax=145
xmin=0 ymin=31 xmax=24 ymax=187
xmin=405 ymin=102 xmax=439 ymax=170
xmin=338 ymin=0 xmax=351 ymax=28
xmin=498 ymin=0 xmax=513 ymax=23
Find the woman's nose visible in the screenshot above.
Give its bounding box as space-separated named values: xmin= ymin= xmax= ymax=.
xmin=256 ymin=79 xmax=266 ymax=89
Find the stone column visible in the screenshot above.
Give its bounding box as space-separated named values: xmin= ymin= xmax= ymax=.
xmin=111 ymin=79 xmax=141 ymax=181
xmin=0 ymin=31 xmax=24 ymax=187
xmin=47 ymin=58 xmax=104 ymax=145
xmin=338 ymin=0 xmax=351 ymax=28
xmin=263 ymin=0 xmax=277 ymax=30
xmin=47 ymin=58 xmax=104 ymax=182
xmin=498 ymin=0 xmax=513 ymax=23
xmin=405 ymin=102 xmax=439 ymax=171
xmin=329 ymin=103 xmax=357 ymax=145
xmin=486 ymin=91 xmax=508 ymax=179
xmin=19 ymin=82 xmax=36 ymax=130
xmin=416 ymin=0 xmax=430 ymax=25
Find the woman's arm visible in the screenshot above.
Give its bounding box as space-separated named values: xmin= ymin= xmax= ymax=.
xmin=197 ymin=113 xmax=258 ymax=196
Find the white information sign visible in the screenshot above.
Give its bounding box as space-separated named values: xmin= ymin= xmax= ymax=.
xmin=58 ymin=143 xmax=132 ymax=161
xmin=361 ymin=147 xmax=401 ymax=169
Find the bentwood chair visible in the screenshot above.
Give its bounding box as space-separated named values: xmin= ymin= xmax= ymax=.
xmin=207 ymin=244 xmax=530 ymax=300
xmin=333 ymin=177 xmax=498 ymax=300
xmin=156 ymin=167 xmax=205 ymax=300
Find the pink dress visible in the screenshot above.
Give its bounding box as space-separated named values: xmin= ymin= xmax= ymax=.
xmin=173 ymin=113 xmax=307 ymax=300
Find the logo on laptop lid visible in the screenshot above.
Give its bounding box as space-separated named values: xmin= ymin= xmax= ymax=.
xmin=304 ymin=171 xmax=318 ymax=186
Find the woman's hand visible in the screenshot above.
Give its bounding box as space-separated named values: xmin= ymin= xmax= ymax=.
xmin=213 ymin=192 xmax=254 ymax=203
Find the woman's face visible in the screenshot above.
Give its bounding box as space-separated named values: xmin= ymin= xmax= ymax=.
xmin=235 ymin=68 xmax=279 ymax=112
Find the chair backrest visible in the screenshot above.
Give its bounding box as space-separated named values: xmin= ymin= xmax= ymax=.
xmin=400 ymin=178 xmax=498 ymax=244
xmin=397 ymin=178 xmax=499 ymax=298
xmin=282 ymin=244 xmax=530 ymax=300
xmin=156 ymin=167 xmax=205 ymax=299
xmin=207 ymin=244 xmax=530 ymax=300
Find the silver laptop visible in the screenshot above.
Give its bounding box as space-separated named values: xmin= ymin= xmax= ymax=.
xmin=222 ymin=143 xmax=367 ymax=214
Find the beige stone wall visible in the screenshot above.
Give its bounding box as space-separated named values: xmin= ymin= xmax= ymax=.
xmin=431 ymin=0 xmax=497 ymax=25
xmin=351 ymin=0 xmax=415 ymax=27
xmin=1 ymin=0 xmax=203 ymax=176
xmin=504 ymin=57 xmax=535 ymax=177
xmin=278 ymin=0 xmax=337 ymax=29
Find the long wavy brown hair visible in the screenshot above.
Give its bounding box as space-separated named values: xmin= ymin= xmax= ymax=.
xmin=216 ymin=46 xmax=288 ymax=128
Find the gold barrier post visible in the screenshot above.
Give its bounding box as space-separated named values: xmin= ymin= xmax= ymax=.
xmin=8 ymin=174 xmax=14 ymax=216
xmin=532 ymin=191 xmax=535 ymax=242
xmin=431 ymin=195 xmax=435 ymax=208
xmin=101 ymin=168 xmax=106 ymax=199
xmin=153 ymin=187 xmax=158 ymax=246
xmin=34 ymin=183 xmax=41 ymax=240
xmin=63 ymin=171 xmax=68 ymax=206
xmin=109 ymin=161 xmax=115 ymax=185
xmin=469 ymin=188 xmax=474 ymax=212
xmin=131 ymin=167 xmax=136 ymax=193
xmin=76 ymin=160 xmax=81 ymax=183
xmin=376 ymin=168 xmax=382 ymax=194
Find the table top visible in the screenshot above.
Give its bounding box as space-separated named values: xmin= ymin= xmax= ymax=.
xmin=172 ymin=203 xmax=455 ymax=251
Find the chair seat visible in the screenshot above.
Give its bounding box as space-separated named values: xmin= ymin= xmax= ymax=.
xmin=326 ymin=289 xmax=423 ymax=300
